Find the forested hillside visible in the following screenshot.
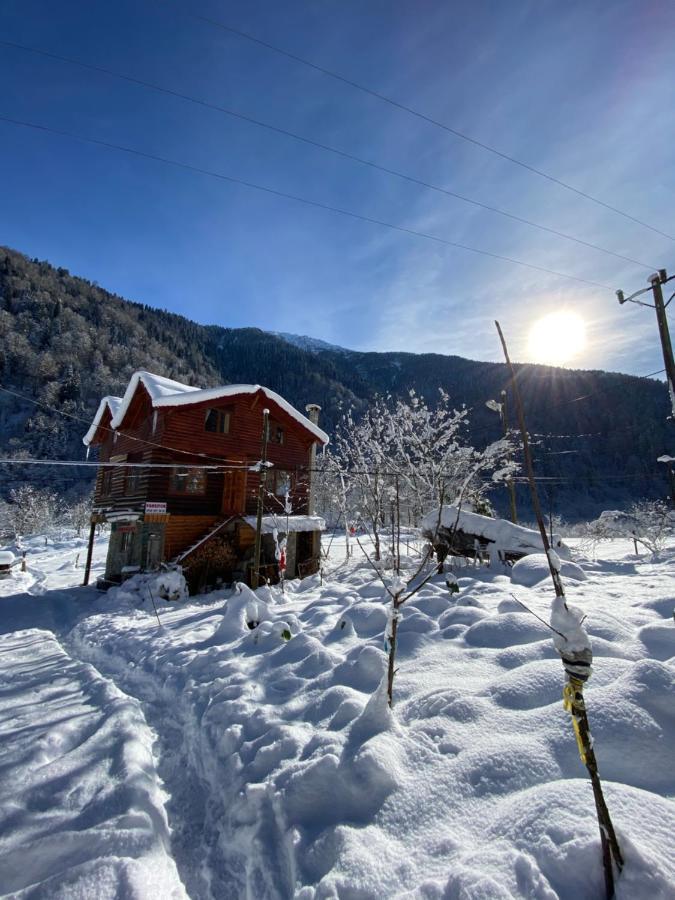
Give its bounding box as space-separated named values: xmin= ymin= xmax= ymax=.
xmin=0 ymin=245 xmax=670 ymax=517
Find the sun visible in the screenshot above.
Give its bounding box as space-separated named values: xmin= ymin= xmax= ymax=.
xmin=527 ymin=311 xmax=586 ymax=365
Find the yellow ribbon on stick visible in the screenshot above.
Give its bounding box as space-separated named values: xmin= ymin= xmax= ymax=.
xmin=562 ymin=678 xmax=588 ymax=765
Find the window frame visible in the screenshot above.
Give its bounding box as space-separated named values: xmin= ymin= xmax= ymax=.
xmin=124 ymin=455 xmax=142 ymax=495
xmin=267 ymin=420 xmax=285 ymax=445
xmin=204 ymin=407 xmax=232 ymax=435
xmin=100 ymin=468 xmax=113 ymax=496
xmin=169 ymin=466 xmax=207 ymax=496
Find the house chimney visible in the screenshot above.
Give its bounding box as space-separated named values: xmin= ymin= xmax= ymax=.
xmin=305 ymin=403 xmax=321 ymax=426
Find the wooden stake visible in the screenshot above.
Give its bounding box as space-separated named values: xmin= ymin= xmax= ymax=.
xmin=82 ymin=520 xmax=96 ymax=586
xmin=496 ymin=321 xmax=623 ymax=898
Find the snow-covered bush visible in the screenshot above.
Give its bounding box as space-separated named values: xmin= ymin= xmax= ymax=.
xmin=580 ymin=503 xmax=674 ymax=556
xmin=3 ymin=486 xmax=64 ymax=541
xmin=110 ymin=567 xmax=189 ymax=605
xmin=628 ymin=499 xmax=674 ymax=554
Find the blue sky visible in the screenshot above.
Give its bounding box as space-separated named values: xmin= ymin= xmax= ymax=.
xmin=1 ymin=0 xmax=674 ymax=374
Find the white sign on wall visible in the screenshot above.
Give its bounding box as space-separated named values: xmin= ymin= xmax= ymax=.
xmin=145 ymin=502 xmax=167 ymax=515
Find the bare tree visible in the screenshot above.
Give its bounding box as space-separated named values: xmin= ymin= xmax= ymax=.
xmin=324 ymin=399 xmax=394 ymax=560
xmin=5 ymin=486 xmax=63 ymax=540
xmin=64 ymin=491 xmax=94 ymax=536
xmin=627 ymin=499 xmax=673 ymax=554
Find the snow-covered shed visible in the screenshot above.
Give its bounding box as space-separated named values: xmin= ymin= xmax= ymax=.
xmin=421 ymin=505 xmax=569 ymax=564
xmin=173 ymin=514 xmax=327 ymax=593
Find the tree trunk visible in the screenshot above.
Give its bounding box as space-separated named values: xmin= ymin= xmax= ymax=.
xmin=386 ymin=599 xmax=401 ymax=706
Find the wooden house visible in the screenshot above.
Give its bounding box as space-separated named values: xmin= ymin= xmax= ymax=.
xmin=83 ymin=371 xmax=328 ymax=592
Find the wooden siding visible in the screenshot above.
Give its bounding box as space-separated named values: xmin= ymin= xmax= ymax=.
xmin=164 ymin=515 xmax=220 ymax=560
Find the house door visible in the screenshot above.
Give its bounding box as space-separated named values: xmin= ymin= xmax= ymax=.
xmin=222 ymin=466 xmax=247 ymax=515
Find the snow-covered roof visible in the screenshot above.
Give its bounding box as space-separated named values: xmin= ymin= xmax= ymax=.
xmin=421 ymin=506 xmax=565 ymax=555
xmin=109 ymin=371 xmax=200 ymax=431
xmin=243 ymin=515 xmax=326 ymax=534
xmin=84 ymin=370 xmax=328 ymax=446
xmin=82 ymin=395 xmax=123 ymax=446
xmin=154 ymin=384 xmax=329 ymax=445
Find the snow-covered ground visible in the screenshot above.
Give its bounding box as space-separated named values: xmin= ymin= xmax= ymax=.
xmin=0 ymin=530 xmax=674 ymax=898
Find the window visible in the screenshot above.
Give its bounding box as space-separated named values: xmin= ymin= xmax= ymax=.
xmin=124 ymin=455 xmax=142 ymax=494
xmin=120 ymin=531 xmax=134 ymax=552
xmin=170 ymin=467 xmax=206 ymax=495
xmin=275 ymin=470 xmax=292 ymax=497
xmin=100 ymin=469 xmax=113 ymax=496
xmin=267 ymin=421 xmax=284 ymax=444
xmin=205 ymin=408 xmax=231 ymax=434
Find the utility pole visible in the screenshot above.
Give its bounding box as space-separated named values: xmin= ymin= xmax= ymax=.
xmin=617 ymin=269 xmax=675 ymax=419
xmin=251 ymin=408 xmax=270 ymax=590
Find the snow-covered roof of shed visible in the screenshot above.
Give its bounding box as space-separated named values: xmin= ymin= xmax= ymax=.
xmin=82 ymin=395 xmax=123 ymax=446
xmin=84 ymin=371 xmax=328 ymax=446
xmin=421 ymin=505 xmax=566 ymax=555
xmin=243 ymin=515 xmax=326 ymax=534
xmin=153 ymin=383 xmax=329 ymax=444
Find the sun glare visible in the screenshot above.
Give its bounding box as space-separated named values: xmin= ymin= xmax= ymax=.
xmin=527 ymin=311 xmax=586 ymax=365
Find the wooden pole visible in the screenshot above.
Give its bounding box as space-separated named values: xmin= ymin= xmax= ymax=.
xmin=82 ymin=519 xmax=96 ymax=586
xmin=495 ymin=323 xmax=562 ymax=591
xmin=496 ymin=321 xmax=623 ymax=899
xmin=650 ymin=275 xmax=675 ymax=419
xmin=251 ymin=408 xmax=270 ymax=590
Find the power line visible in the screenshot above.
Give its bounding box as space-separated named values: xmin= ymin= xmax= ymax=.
xmin=0 ymin=114 xmax=615 ymax=291
xmin=4 ymin=360 xmax=665 ymax=462
xmin=0 ymin=383 xmax=245 ymax=464
xmin=549 ymin=367 xmax=667 ymax=409
xmin=0 ymin=456 xmax=665 ymax=485
xmin=172 ymin=3 xmax=675 ymax=243
xmin=463 ymin=366 xmax=668 ymax=444
xmin=0 ymin=38 xmax=655 ymax=272
xmin=0 ymin=458 xmax=245 ymax=470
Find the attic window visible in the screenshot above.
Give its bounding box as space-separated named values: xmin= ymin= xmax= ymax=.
xmin=205 ymin=408 xmax=231 ymax=434
xmin=268 ymin=422 xmax=284 ymax=445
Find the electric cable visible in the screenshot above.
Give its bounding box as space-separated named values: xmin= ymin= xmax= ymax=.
xmin=169 ymin=2 xmax=675 ymax=242
xmin=0 ymin=38 xmax=656 ymax=271
xmin=0 ymin=114 xmax=616 ymax=291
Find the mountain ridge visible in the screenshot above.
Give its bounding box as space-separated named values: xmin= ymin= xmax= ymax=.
xmin=0 ymin=245 xmax=670 ymax=518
